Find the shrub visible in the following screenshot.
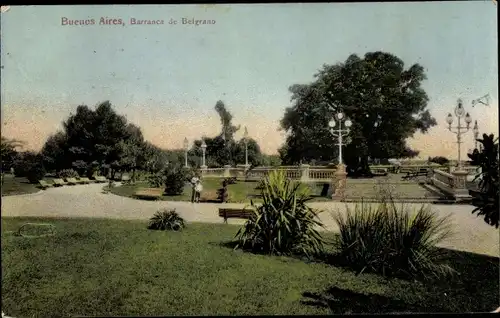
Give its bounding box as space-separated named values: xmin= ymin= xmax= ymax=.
xmin=254 ymin=179 xmax=265 ymax=190
xmin=428 ymin=156 xmax=449 ymax=166
xmin=217 ymin=179 xmax=229 ymax=203
xmin=26 ymin=164 xmax=46 ymax=184
xmin=333 ymin=199 xmax=455 ymax=280
xmin=234 ymin=170 xmax=325 ymax=257
xmin=164 ymin=168 xmax=187 ymax=195
xmin=148 ymin=173 xmax=164 ymax=188
xmin=468 ymin=134 xmax=499 ymax=228
xmin=57 ymin=169 xmax=79 ymax=179
xmin=12 ymin=151 xmax=46 ymax=182
xmin=148 ymin=208 xmax=186 ymax=231
xmin=224 ymin=177 xmax=237 ymax=185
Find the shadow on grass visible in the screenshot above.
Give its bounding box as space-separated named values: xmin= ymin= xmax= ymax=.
xmin=302 ymin=247 xmax=499 ymax=313
xmin=300 ymin=286 xmax=446 ymax=314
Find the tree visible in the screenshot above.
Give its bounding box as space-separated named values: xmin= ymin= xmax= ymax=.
xmin=279 ymin=52 xmax=436 ymax=174
xmin=1 ymin=137 xmax=24 ymax=172
xmin=40 ymin=101 xmax=147 ymax=177
xmin=428 ymin=156 xmax=449 ymax=166
xmin=190 ymin=100 xmax=264 ymax=167
xmin=467 ymin=134 xmax=499 ymax=228
xmin=12 ymin=151 xmax=45 ymax=183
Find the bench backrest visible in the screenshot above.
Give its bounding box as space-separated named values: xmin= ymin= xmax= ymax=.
xmin=218 ymin=209 xmax=254 ymax=217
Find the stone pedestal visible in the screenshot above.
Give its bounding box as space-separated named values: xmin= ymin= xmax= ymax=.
xmin=300 ymin=164 xmax=310 ymax=182
xmin=451 ymin=170 xmax=470 ymax=198
xmin=223 ymin=165 xmax=232 ymax=178
xmin=331 ymin=163 xmax=348 ymax=200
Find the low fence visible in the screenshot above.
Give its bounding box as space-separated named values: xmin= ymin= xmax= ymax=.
xmin=201 ymin=164 xmax=480 ymax=191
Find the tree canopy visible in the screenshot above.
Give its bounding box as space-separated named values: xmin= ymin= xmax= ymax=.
xmin=190 ymin=100 xmax=264 ymax=167
xmin=279 ymin=51 xmax=437 ymax=172
xmin=40 ymin=101 xmax=155 ymax=178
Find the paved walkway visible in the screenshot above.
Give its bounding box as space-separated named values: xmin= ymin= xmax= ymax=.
xmin=1 ymin=183 xmax=498 ymax=257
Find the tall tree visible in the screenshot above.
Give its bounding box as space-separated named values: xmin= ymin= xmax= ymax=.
xmin=279 ymin=52 xmax=436 ymax=174
xmin=1 ymin=137 xmax=24 ymax=172
xmin=214 ymin=100 xmax=240 ymax=142
xmin=40 ymin=101 xmax=146 ymax=177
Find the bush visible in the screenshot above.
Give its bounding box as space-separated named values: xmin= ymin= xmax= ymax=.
xmin=12 ymin=151 xmax=46 ymax=182
xmin=148 ymin=208 xmax=186 ymax=231
xmin=164 ymin=168 xmax=187 ymax=195
xmin=57 ymin=169 xmax=79 ymax=179
xmin=333 ymin=199 xmax=455 ymax=280
xmin=217 ymin=179 xmax=229 ymax=203
xmin=26 ymin=165 xmax=46 ymax=184
xmin=468 ymin=134 xmax=499 ymax=228
xmin=234 ymin=170 xmax=325 ymax=257
xmin=428 ymin=156 xmax=449 ymax=166
xmin=224 ymin=177 xmax=237 ymax=185
xmin=147 ymin=173 xmax=164 ymax=188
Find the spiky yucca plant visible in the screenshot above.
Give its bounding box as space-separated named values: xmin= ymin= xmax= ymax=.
xmin=333 ymin=198 xmax=455 ymax=280
xmin=234 ymin=170 xmax=325 ymax=257
xmin=148 ymin=208 xmax=186 ymax=231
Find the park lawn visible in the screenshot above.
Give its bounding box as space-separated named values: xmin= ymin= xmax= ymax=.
xmin=1 ymin=217 xmax=498 ymax=316
xmin=1 ymin=175 xmax=56 ymax=197
xmin=110 ymin=178 xmax=330 ymax=203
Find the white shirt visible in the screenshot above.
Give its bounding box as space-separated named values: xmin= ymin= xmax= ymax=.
xmin=191 ymin=177 xmax=199 ymax=185
xmin=195 ymin=183 xmax=203 ymax=192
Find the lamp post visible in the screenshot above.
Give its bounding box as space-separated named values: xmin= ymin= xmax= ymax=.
xmin=243 ymin=127 xmax=249 ymax=168
xmin=200 ymin=139 xmax=207 ymax=170
xmin=472 ymin=120 xmax=480 ymax=151
xmin=328 ymin=112 xmax=352 ymax=165
xmin=183 ymin=137 xmax=189 ymax=168
xmin=446 ymin=99 xmax=472 ymax=171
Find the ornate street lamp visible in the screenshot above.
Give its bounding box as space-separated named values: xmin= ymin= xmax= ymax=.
xmin=328 ymin=112 xmax=352 ymax=165
xmin=472 ymin=120 xmax=480 ymax=151
xmin=200 ymin=139 xmax=207 ymax=170
xmin=446 ymin=99 xmax=472 ymax=171
xmin=243 ymin=127 xmax=249 ymax=168
xmin=183 ymin=137 xmax=189 ymax=168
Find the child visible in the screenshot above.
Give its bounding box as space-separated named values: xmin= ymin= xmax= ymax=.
xmin=194 ymin=179 xmax=203 ymax=203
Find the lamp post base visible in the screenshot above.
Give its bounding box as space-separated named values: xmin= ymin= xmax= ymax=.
xmin=331 ymin=163 xmax=347 ymax=200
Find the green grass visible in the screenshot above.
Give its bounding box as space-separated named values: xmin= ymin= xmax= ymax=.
xmin=1 ymin=175 xmax=55 ymax=196
xmin=110 ymin=178 xmax=331 ymax=203
xmin=2 ymin=217 xmax=498 ymax=316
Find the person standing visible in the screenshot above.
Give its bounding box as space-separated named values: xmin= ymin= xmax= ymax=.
xmin=194 ymin=179 xmax=203 ymax=203
xmin=190 ymin=175 xmax=199 ymax=203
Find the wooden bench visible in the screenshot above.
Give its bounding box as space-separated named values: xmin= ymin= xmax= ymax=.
xmin=371 ymin=168 xmax=388 ymax=176
xmin=79 ymin=177 xmax=92 ymax=184
xmin=134 ymin=188 xmax=164 ymax=200
xmin=94 ymin=176 xmax=107 ymax=183
xmin=38 ymin=180 xmax=53 ymax=189
xmin=402 ymin=169 xmax=429 ymax=180
xmin=65 ymin=177 xmax=83 ymax=185
xmin=52 ymin=178 xmax=67 ymax=186
xmin=218 ymin=208 xmax=255 ymax=224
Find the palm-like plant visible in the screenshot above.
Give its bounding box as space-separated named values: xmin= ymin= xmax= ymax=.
xmin=333 ymin=199 xmax=455 ymax=280
xmin=234 ymin=170 xmax=325 ymax=257
xmin=148 ymin=208 xmax=186 ymax=231
xmin=467 ymin=133 xmax=499 ymax=228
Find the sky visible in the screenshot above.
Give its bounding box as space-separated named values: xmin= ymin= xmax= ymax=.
xmin=0 ymin=2 xmax=498 ymax=160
